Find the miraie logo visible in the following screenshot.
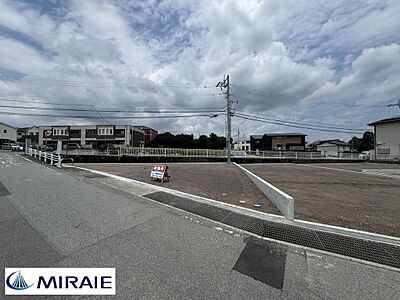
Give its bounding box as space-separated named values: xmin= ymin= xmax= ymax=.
xmin=4 ymin=268 xmax=116 ymax=296
xmin=6 ymin=270 xmax=33 ymax=290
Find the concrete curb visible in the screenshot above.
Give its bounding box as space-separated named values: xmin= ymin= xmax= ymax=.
xmin=234 ymin=162 xmax=294 ymax=220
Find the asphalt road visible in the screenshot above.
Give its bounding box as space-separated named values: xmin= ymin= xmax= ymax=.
xmin=1 ymin=151 xmax=399 ymax=299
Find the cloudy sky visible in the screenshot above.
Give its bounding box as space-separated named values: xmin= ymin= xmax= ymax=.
xmin=0 ymin=0 xmax=399 ymax=142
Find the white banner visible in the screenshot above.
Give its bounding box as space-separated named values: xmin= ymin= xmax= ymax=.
xmin=4 ymin=268 xmax=116 ymax=295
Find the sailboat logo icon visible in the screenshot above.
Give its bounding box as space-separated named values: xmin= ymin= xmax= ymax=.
xmin=6 ymin=270 xmax=34 ymax=290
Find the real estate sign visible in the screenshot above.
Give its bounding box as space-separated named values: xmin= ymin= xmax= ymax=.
xmin=150 ymin=165 xmax=167 ymax=180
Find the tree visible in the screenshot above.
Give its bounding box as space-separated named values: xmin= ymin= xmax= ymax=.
xmin=145 ymin=132 xmax=226 ymax=149
xmin=348 ymin=131 xmax=374 ymax=152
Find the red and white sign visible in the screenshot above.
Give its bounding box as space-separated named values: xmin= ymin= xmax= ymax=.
xmin=150 ymin=165 xmax=167 ymax=180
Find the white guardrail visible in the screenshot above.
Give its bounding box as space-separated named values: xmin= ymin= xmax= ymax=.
xmin=26 ymin=148 xmax=62 ymax=168
xmin=116 ymin=147 xmax=363 ymax=160
xmin=118 ymin=147 xmax=227 ymax=157
xmin=29 ymin=146 xmax=365 ymax=160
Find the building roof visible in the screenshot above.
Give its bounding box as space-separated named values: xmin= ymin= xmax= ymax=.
xmin=316 ymin=139 xmax=350 ymax=146
xmin=0 ymin=122 xmax=16 ymax=129
xmin=265 ymin=133 xmax=306 ymax=137
xmin=250 ymin=135 xmax=264 ymax=139
xmin=251 ymin=133 xmax=306 ymax=139
xmin=132 ymin=125 xmax=157 ymax=131
xmin=367 ymin=116 xmax=400 ymax=126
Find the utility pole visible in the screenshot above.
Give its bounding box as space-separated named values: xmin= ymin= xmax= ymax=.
xmin=237 ymin=127 xmax=240 ymax=149
xmin=216 ymin=75 xmax=232 ymax=163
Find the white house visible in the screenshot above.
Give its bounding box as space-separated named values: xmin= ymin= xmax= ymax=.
xmin=368 ymin=116 xmax=400 ymax=160
xmin=316 ymin=139 xmax=351 ymax=157
xmin=0 ymin=122 xmax=17 ymax=145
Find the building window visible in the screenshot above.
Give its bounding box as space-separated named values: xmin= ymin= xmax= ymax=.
xmin=98 ymin=127 xmax=113 ymax=135
xmin=52 ymin=128 xmax=68 ymax=135
xmin=3 ymin=129 xmax=6 ymax=133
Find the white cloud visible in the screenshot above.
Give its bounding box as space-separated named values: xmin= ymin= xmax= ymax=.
xmin=0 ymin=37 xmax=49 ymax=74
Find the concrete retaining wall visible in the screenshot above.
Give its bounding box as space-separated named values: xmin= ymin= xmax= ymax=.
xmin=234 ymin=163 xmax=294 ymax=220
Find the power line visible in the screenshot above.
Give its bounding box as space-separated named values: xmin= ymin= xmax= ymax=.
xmin=0 ymin=103 xmax=225 ymax=114
xmin=0 ymin=111 xmax=224 ymax=119
xmin=91 ymin=105 xmax=112 ymax=125
xmin=16 ymin=76 xmax=216 ymax=86
xmin=6 ymin=78 xmax=220 ymax=89
xmin=0 ymin=97 xmax=90 ymax=106
xmin=235 ymin=111 xmax=367 ymax=131
xmin=234 ymin=113 xmax=364 ymax=134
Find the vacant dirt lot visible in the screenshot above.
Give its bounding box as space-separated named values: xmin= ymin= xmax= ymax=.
xmin=76 ymin=162 xmax=399 ymax=237
xmin=245 ymin=163 xmax=400 ymax=237
xmin=312 ymin=162 xmax=400 ymax=172
xmin=76 ymin=163 xmax=280 ymax=215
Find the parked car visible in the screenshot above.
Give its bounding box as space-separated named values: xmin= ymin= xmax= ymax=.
xmin=359 ymin=151 xmax=370 ymax=160
xmin=45 ymin=145 xmax=57 ymax=152
xmin=1 ymin=143 xmax=13 ymax=150
xmin=11 ymin=144 xmax=24 ymax=151
xmin=65 ymin=143 xmax=82 ymax=150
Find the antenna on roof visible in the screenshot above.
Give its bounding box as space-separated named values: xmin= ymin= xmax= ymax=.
xmin=387 ymin=99 xmax=400 ymax=109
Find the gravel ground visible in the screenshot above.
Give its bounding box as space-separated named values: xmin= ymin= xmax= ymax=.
xmin=245 ymin=163 xmax=400 ymax=237
xmin=76 ymin=163 xmax=281 ymax=215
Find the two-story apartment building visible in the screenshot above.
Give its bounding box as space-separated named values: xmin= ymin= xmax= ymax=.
xmin=38 ymin=125 xmax=144 ymax=148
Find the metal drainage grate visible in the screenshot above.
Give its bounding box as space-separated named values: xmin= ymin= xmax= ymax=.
xmin=0 ymin=181 xmax=11 ymax=196
xmin=144 ymin=191 xmax=400 ymax=269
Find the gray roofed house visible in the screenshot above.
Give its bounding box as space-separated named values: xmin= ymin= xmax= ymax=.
xmin=314 ymin=139 xmax=351 ymax=157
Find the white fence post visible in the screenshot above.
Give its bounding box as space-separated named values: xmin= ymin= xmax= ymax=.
xmin=44 ymin=153 xmax=47 ymax=163
xmin=50 ymin=154 xmax=54 ymax=165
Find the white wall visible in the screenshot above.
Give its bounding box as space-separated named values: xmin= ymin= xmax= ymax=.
xmin=317 ymin=143 xmax=338 ymax=157
xmin=375 ymin=121 xmax=400 ymax=159
xmin=0 ymin=123 xmax=17 ymax=142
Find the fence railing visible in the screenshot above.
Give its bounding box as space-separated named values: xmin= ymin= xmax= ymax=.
xmin=26 ymin=148 xmax=62 ymax=167
xmin=118 ymin=147 xmax=227 ymax=157
xmin=27 ymin=145 xmax=365 ymax=160
xmin=116 ymin=147 xmax=363 ymax=160
xmin=244 ymin=151 xmax=363 ymax=160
